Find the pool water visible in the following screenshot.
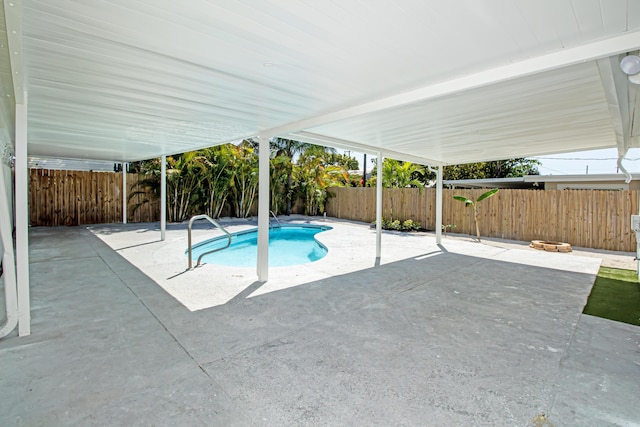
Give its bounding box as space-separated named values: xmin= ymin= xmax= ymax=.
xmin=189 ymin=225 xmax=332 ymax=267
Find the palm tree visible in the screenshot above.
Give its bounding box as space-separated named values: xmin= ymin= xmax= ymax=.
xmin=296 ymin=148 xmax=348 ymax=215
xmin=270 ymin=138 xmax=312 ymax=215
xmin=166 ymin=151 xmax=206 ymax=222
xmin=379 ymin=159 xmax=424 ymax=220
xmin=227 ymin=140 xmax=259 ymax=218
xmin=196 ymin=145 xmax=233 ymax=218
xmin=269 ymin=153 xmax=291 ymax=215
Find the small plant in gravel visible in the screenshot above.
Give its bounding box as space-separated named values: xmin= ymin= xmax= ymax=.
xmin=442 ymin=224 xmax=456 ymax=237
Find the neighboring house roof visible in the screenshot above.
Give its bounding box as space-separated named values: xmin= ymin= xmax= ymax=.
xmin=445 ymin=174 xmax=640 ymax=189
xmin=0 ymin=2 xmax=638 ymax=166
xmin=443 ymin=177 xmax=532 ymax=189
xmin=522 ymin=173 xmax=640 ymax=183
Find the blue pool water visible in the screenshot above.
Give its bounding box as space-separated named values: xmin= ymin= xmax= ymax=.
xmin=189 ymin=225 xmax=332 ymax=267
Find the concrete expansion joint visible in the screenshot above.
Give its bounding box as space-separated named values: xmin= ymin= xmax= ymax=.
xmin=92 ymin=242 xmax=244 ymax=411
xmin=30 ymin=255 xmax=100 ymax=264
xmin=547 ymin=314 xmax=585 ymax=415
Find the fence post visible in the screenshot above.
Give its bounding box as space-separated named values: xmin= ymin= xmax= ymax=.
xmin=122 ymin=163 xmax=127 ymax=224
xmin=161 ymin=156 xmax=166 ymax=241
xmin=435 ymin=166 xmax=443 ymax=244
xmin=376 ymin=153 xmax=383 ymax=259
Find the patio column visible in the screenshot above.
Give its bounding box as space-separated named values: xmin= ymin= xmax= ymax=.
xmin=0 ymin=154 xmax=18 ymax=338
xmin=122 ymin=162 xmax=127 ymax=224
xmin=160 ymin=155 xmax=166 ymax=241
xmin=435 ymin=165 xmax=443 ymax=244
xmin=15 ymin=95 xmax=30 ymax=336
xmin=376 ymin=152 xmax=383 ymax=259
xmin=257 ymin=135 xmax=270 ymax=281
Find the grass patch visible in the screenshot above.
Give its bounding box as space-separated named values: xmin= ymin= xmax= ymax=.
xmin=583 ymin=267 xmax=640 ymax=326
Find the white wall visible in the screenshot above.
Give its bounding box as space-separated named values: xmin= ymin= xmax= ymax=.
xmin=0 ymin=134 xmax=12 ymax=327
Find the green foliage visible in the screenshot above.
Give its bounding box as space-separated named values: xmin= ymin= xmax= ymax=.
xmin=227 ymin=140 xmax=259 ymax=218
xmin=197 ymin=145 xmax=233 ymax=219
xmin=442 ymin=224 xmax=456 ymax=236
xmin=269 ymin=153 xmax=291 ymax=216
xmin=477 ymin=188 xmax=499 ymax=202
xmin=129 ymin=139 xmax=354 ymax=221
xmin=374 ymin=217 xmax=422 ymax=232
xmin=364 ymin=159 xmax=426 ymax=219
xmin=453 ymin=188 xmax=499 ymax=241
xmin=444 ymin=158 xmax=540 ymax=180
xmin=325 ymin=152 xmax=359 ymax=170
xmin=270 ymin=138 xmax=312 ymax=215
xmin=378 ymin=159 xmax=425 ymax=188
xmin=402 ymin=219 xmax=421 ymax=231
xmin=453 ymin=195 xmax=473 ymax=205
xmin=166 ymin=151 xmax=206 ymax=222
xmin=296 ymin=149 xmax=348 ymax=216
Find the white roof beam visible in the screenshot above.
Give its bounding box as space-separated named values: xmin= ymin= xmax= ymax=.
xmin=288 ymin=131 xmax=443 ymax=166
xmin=596 ymin=55 xmax=640 ymax=182
xmin=596 ymin=56 xmax=634 ymax=153
xmin=3 ymin=0 xmax=24 ymax=105
xmin=265 ymin=30 xmax=640 ymax=139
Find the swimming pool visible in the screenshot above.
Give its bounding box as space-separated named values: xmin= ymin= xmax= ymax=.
xmin=189 ymin=224 xmax=332 ymax=267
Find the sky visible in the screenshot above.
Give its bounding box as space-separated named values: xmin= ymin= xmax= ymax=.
xmin=531 ymin=147 xmax=640 ymax=175
xmin=344 ymin=147 xmax=640 ymax=176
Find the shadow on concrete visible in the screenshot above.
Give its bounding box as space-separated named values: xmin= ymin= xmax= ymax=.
xmin=2 ymin=226 xmax=637 ymax=426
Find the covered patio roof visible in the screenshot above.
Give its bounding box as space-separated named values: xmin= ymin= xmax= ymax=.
xmin=2 ymin=1 xmax=640 ymax=338
xmin=1 ymin=1 xmax=639 ymax=164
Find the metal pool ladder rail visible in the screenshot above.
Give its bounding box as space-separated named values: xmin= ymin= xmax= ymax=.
xmin=188 ymin=214 xmax=232 ymax=269
xmin=270 ymin=210 xmax=281 ymax=227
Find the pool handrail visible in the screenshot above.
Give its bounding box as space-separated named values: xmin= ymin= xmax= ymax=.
xmin=187 ymin=214 xmax=232 ymax=269
xmin=269 ymin=211 xmax=281 ymax=227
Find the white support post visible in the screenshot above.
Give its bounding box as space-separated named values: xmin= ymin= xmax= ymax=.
xmin=122 ymin=162 xmax=127 ymax=224
xmin=160 ymin=155 xmax=166 ymax=241
xmin=375 ymin=152 xmax=383 ymax=259
xmin=0 ymin=159 xmax=18 ymax=338
xmin=435 ymin=165 xmax=443 ymax=244
xmin=15 ymin=97 xmax=30 ymax=336
xmin=257 ymin=135 xmax=270 ymax=281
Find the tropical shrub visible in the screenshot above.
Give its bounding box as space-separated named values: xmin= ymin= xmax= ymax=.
xmin=373 ymin=218 xmax=422 ymax=231
xmin=197 ymin=145 xmax=233 ymax=219
xmin=227 ymin=141 xmax=259 ymax=218
xmin=166 ymin=152 xmax=206 ymax=222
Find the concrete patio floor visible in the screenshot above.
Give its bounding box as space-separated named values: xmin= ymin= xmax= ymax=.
xmin=0 ymin=217 xmax=639 ymax=426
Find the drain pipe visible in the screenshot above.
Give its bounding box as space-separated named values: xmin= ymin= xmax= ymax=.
xmin=0 ymin=162 xmax=18 ymax=338
xmin=620 ymin=147 xmax=640 ymax=279
xmin=618 ymin=154 xmax=632 ymax=184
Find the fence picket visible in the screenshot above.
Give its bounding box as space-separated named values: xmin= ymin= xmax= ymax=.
xmin=27 ymin=171 xmax=640 ymax=251
xmin=326 ymin=187 xmax=638 ymax=252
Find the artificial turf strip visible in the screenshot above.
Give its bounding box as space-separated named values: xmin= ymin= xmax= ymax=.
xmin=583 ymin=267 xmax=640 ymax=326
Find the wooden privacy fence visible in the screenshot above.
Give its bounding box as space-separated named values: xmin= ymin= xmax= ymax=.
xmin=28 ymin=170 xmax=640 ymax=252
xmin=326 ymin=187 xmax=639 ymax=252
xmin=29 ymin=169 xmax=159 ymax=226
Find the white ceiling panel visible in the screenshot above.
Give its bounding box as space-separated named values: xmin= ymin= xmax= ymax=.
xmin=306 ymin=63 xmax=616 ymax=164
xmin=0 ymin=0 xmax=637 ymax=163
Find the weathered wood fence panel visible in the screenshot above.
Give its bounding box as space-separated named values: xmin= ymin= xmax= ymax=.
xmin=326 ymin=187 xmax=638 ymax=252
xmin=29 ymin=170 xmax=159 ymax=226
xmin=126 ymin=173 xmax=160 ymax=223
xmin=29 ymin=170 xmax=640 ymax=251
